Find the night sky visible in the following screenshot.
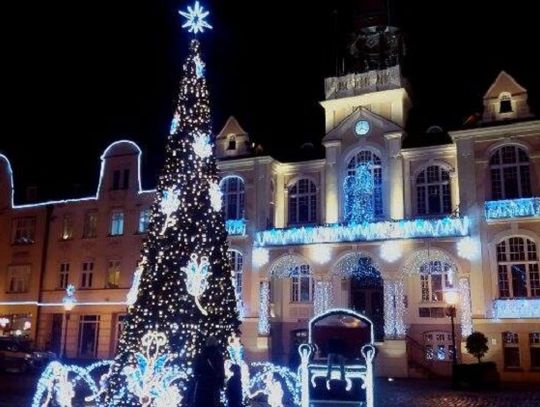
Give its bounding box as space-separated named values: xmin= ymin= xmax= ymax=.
xmin=2 ymin=1 xmax=539 ymax=203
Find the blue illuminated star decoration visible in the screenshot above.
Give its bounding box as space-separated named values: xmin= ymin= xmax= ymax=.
xmin=179 ymin=1 xmax=212 ymax=34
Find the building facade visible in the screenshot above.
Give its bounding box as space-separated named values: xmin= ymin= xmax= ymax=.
xmin=0 ymin=70 xmax=539 ymax=381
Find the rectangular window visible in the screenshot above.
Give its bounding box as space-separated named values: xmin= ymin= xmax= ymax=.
xmin=77 ymin=315 xmax=100 ymax=358
xmin=530 ymin=263 xmax=540 ymax=297
xmin=123 ymin=169 xmax=130 ymax=189
xmin=11 ymin=217 xmax=36 ymax=244
xmin=503 ymin=332 xmax=520 ymax=369
xmin=418 ymin=307 xmax=445 ymax=318
xmin=110 ymin=210 xmax=124 ymax=236
xmin=115 ymin=314 xmax=127 ymax=353
xmin=83 ymin=211 xmax=98 ymax=238
xmin=511 ymin=264 xmax=527 ymax=297
xmin=530 ymin=332 xmax=540 ymax=370
xmin=61 ymin=214 xmax=74 ymax=240
xmin=138 ymin=209 xmax=151 ymax=233
xmin=81 ymin=261 xmax=94 ymax=288
xmin=112 ymin=170 xmax=121 ymax=190
xmin=59 ymin=262 xmax=70 ymax=289
xmin=107 ymin=260 xmax=120 ymax=289
xmin=6 ymin=265 xmax=30 ymax=293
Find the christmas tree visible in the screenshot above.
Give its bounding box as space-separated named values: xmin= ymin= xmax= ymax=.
xmin=104 ymin=3 xmax=240 ymax=405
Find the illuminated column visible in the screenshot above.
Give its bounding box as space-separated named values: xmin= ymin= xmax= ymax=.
xmin=383 ymin=279 xmax=396 ymax=337
xmin=258 ymin=280 xmax=270 ymax=336
xmin=275 ymin=172 xmax=286 ymax=228
xmin=323 ymin=141 xmax=341 ymax=223
xmin=458 ymin=277 xmax=473 ymax=337
xmin=314 ymin=280 xmax=333 ymax=315
xmin=395 ymin=279 xmax=406 ymax=337
xmin=384 ymin=132 xmax=404 ymax=220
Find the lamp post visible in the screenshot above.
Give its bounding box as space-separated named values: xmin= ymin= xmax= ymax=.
xmin=444 ymin=289 xmax=459 ymax=387
xmin=62 ymin=284 xmax=76 ymax=360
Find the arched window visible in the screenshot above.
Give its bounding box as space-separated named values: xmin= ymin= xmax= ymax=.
xmin=416 ymin=165 xmax=451 ymax=215
xmin=419 ymin=260 xmax=455 ymax=302
xmin=228 ymin=249 xmax=243 ymax=300
xmin=490 ymin=146 xmax=531 ymax=200
xmin=220 ymin=176 xmax=245 ymax=220
xmin=496 ymin=237 xmax=540 ymax=298
xmin=499 ymin=92 xmax=513 ymax=114
xmin=290 ymin=264 xmax=313 ymax=303
xmin=288 ymin=179 xmax=317 ymax=225
xmin=346 ymin=150 xmax=383 ymax=218
xmin=227 ymin=135 xmax=236 ymax=151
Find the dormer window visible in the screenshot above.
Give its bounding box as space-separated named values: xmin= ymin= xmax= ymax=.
xmin=227 ymin=135 xmax=237 ymax=151
xmin=499 ymin=93 xmax=513 ymax=114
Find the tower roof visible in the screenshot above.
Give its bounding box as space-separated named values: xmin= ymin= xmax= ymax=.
xmin=216 ymin=116 xmax=248 ymax=140
xmin=484 ymin=70 xmax=527 ymax=99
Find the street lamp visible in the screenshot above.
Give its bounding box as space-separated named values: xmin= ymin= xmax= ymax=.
xmin=62 ymin=284 xmax=77 ymax=360
xmin=444 ymin=289 xmax=459 ymax=387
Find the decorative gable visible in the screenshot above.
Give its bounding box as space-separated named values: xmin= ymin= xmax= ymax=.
xmin=483 ymin=71 xmax=532 ymax=123
xmin=216 ymin=116 xmax=252 ymax=158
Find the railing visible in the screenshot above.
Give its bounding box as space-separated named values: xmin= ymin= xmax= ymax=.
xmin=225 ymin=219 xmax=247 ymax=236
xmin=492 ymin=298 xmax=540 ymax=318
xmin=485 ymin=197 xmax=540 ymax=220
xmin=405 ymin=335 xmax=442 ymax=379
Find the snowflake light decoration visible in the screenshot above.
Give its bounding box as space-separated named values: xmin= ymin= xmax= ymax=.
xmin=181 ymin=253 xmax=211 ymax=315
xmin=160 ymin=188 xmax=181 ymax=234
xmin=194 ymin=55 xmax=205 ymax=78
xmin=208 ymin=181 xmax=222 ymax=211
xmin=192 ymin=132 xmax=212 ymax=158
xmin=62 ymin=284 xmax=77 ymax=310
xmin=179 ymin=1 xmax=212 ymax=34
xmin=170 ymin=112 xmax=180 ymax=135
xmin=126 ymin=266 xmax=143 ymax=306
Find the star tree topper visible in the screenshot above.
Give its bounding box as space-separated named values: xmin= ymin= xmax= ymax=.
xmin=179 ymin=1 xmax=212 ymax=34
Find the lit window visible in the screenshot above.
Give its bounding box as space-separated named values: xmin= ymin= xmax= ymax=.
xmin=288 ymin=179 xmax=317 ymax=225
xmin=61 ymin=214 xmax=74 ymax=240
xmin=419 ymin=261 xmax=454 ymax=302
xmin=530 ymin=332 xmax=540 ymax=370
xmin=81 ymin=261 xmax=94 ymax=289
xmin=228 ymin=250 xmax=243 ymax=301
xmin=290 ymin=264 xmax=313 ymax=303
xmin=12 ymin=217 xmax=36 ymax=244
xmin=502 ymin=331 xmax=520 ymax=369
xmin=490 ymin=145 xmax=531 ymax=200
xmin=138 ymin=209 xmax=151 ymax=233
xmin=107 ymin=260 xmax=121 ymax=289
xmin=416 ymin=165 xmax=451 ymax=215
xmin=110 ymin=210 xmax=124 ymax=236
xmin=220 ymin=176 xmax=245 ymax=221
xmin=83 ymin=211 xmax=98 ymax=238
xmin=59 ymin=262 xmax=70 ymax=289
xmin=499 ymin=93 xmax=513 ymax=114
xmin=496 ymin=237 xmax=540 ymax=298
xmin=346 ymin=150 xmax=383 ymax=217
xmin=6 ymin=265 xmax=30 ymax=293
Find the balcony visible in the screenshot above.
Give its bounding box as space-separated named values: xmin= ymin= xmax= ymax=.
xmin=485 ymin=197 xmax=540 ymax=220
xmin=493 ymin=298 xmax=540 ymax=319
xmin=254 ymin=216 xmax=469 ymax=247
xmin=226 ymin=219 xmax=247 ymax=236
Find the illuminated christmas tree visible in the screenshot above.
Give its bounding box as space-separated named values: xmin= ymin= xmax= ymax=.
xmin=104 ymin=3 xmax=240 ymax=405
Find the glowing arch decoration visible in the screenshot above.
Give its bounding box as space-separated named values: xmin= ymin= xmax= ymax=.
xmin=400 ymin=248 xmax=458 ymax=276
xmin=332 ymin=252 xmax=382 ymax=279
xmin=268 ymin=254 xmax=310 ymax=278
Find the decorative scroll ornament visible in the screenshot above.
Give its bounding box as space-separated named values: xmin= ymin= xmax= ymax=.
xmin=181 ymin=254 xmax=211 ymax=315
xmin=192 ymin=131 xmax=212 ymax=159
xmin=126 ymin=266 xmax=143 ymax=306
xmin=159 ymin=188 xmax=181 ymax=234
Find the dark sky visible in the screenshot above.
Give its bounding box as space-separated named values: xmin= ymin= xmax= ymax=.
xmin=2 ymin=1 xmax=539 ymax=203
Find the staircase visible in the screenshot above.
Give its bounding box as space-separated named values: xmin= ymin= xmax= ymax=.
xmin=406 ymin=335 xmax=443 ymax=379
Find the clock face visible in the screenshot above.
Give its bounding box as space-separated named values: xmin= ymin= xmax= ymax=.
xmin=355 ymin=120 xmax=370 ymax=136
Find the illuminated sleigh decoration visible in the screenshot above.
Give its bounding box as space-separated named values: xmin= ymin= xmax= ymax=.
xmin=298 ymin=308 xmax=376 ymax=407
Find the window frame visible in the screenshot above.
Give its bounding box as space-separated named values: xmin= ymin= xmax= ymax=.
xmin=290 ymin=264 xmax=314 ymax=303
xmin=109 ymin=210 xmax=125 ymax=236
xmin=11 ymin=217 xmax=36 ymax=245
xmin=83 ymin=211 xmax=98 ymax=239
xmin=419 ymin=260 xmax=455 ymax=303
xmin=288 ymin=178 xmax=317 ymax=226
xmin=6 ymin=265 xmax=31 ymax=294
xmin=59 ymin=262 xmax=70 ymax=290
xmin=220 ymin=176 xmax=245 ymax=221
xmin=81 ymin=261 xmax=94 ymax=289
xmin=502 ymin=331 xmax=521 ymax=369
xmin=106 ymin=260 xmax=121 ymax=289
xmin=137 ymin=209 xmax=151 ymax=233
xmin=415 ymin=165 xmax=452 ymax=216
xmin=345 ymin=150 xmax=383 ymax=218
xmin=489 ymin=145 xmax=532 ymax=200
xmin=496 ymin=237 xmax=540 ymax=298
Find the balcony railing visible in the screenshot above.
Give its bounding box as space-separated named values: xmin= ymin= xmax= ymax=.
xmin=254 ymin=216 xmax=469 ymax=247
xmin=493 ymin=298 xmax=540 ymax=319
xmin=226 ymin=219 xmax=247 ymax=236
xmin=485 ymin=197 xmax=540 ymax=220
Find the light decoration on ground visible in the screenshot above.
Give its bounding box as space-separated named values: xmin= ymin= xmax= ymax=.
xmin=179 ymin=0 xmax=212 ymax=34
xmin=458 ymin=278 xmax=473 ymax=337
xmin=249 ymin=362 xmax=300 ymax=407
xmin=255 ymin=216 xmax=470 ymax=246
xmin=225 ymin=335 xmax=251 ymax=402
xmin=62 ymin=284 xmax=76 ymax=310
xmin=493 ymin=298 xmax=540 ymax=319
xmin=344 ymin=163 xmax=374 ymax=224
xmin=310 ymin=244 xmax=332 ymax=264
xmin=192 ymin=131 xmax=212 ymax=159
xmin=126 ymin=265 xmax=143 ymax=306
xmin=170 ymin=113 xmax=180 ymax=135
xmin=252 ymin=247 xmax=269 ymax=268
xmin=181 ymin=253 xmax=211 ymax=315
xmin=258 ymin=281 xmax=270 ymax=335
xmin=121 ymin=331 xmax=188 ymax=406
xmin=384 ymin=279 xmax=406 ymax=338
xmin=226 ymin=219 xmax=246 ymax=236
xmin=159 ymin=188 xmax=181 ymax=234
xmin=314 ymin=280 xmax=333 ymax=315
xmin=485 ymin=197 xmax=540 ymax=220
xmin=380 ymin=240 xmax=402 ymax=262
xmin=457 ymin=236 xmax=481 ymax=260
xmin=209 ymin=180 xmax=223 ymax=211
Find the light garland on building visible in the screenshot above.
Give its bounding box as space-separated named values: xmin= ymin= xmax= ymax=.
xmin=309 ymin=244 xmax=331 ymax=264
xmin=485 ymin=197 xmax=540 ymax=220
xmin=258 ymin=281 xmax=270 ymax=335
xmin=344 ymin=163 xmax=375 ymax=224
xmin=380 ymin=240 xmax=402 ymax=262
xmin=192 ymin=132 xmax=212 ymax=159
xmin=255 ymin=216 xmax=470 ymax=247
xmin=268 ymin=254 xmax=305 ymax=278
xmin=400 ymin=248 xmax=458 ymax=277
xmin=457 ymin=236 xmax=481 ymax=261
xmin=458 ymin=278 xmax=473 ymax=337
xmin=493 ymin=298 xmax=540 ymax=319
xmin=225 ymin=219 xmax=246 ymax=236
xmin=181 ymin=253 xmax=211 ymax=315
xmin=314 ymin=280 xmax=334 ymax=315
xmin=252 ymin=247 xmax=269 ymax=268
xmin=333 ymin=252 xmax=381 ymax=280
